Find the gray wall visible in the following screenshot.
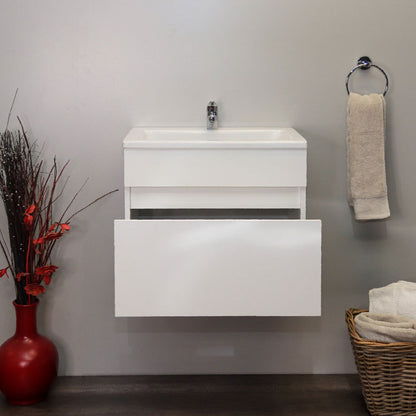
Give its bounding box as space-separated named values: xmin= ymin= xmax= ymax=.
xmin=0 ymin=0 xmax=414 ymax=375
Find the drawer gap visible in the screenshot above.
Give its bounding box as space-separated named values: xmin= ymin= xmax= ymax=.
xmin=130 ymin=208 xmax=300 ymax=220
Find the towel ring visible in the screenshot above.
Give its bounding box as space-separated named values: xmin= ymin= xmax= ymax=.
xmin=346 ymin=56 xmax=389 ymax=96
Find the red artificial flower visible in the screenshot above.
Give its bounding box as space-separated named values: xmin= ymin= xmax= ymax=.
xmin=35 ymin=265 xmax=58 ymax=285
xmin=23 ymin=205 xmax=36 ymax=230
xmin=60 ymin=223 xmax=70 ymax=233
xmin=24 ymin=283 xmax=45 ymax=296
xmin=42 ymin=231 xmax=63 ymax=241
xmin=25 ymin=205 xmax=35 ymax=215
xmin=24 ymin=215 xmax=33 ymax=229
xmin=0 ymin=267 xmax=9 ymax=279
xmin=36 ymin=265 xmax=58 ymax=276
xmin=33 ymin=232 xmax=63 ymax=245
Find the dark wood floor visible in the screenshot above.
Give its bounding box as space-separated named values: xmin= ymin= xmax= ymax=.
xmin=0 ymin=374 xmax=368 ymax=415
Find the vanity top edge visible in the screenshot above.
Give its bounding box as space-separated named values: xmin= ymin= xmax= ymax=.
xmin=123 ymin=127 xmax=307 ymax=149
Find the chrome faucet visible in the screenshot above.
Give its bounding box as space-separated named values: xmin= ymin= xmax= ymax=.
xmin=207 ymin=101 xmax=218 ymax=129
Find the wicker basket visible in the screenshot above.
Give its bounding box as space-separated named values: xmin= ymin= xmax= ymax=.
xmin=346 ymin=308 xmax=416 ymax=416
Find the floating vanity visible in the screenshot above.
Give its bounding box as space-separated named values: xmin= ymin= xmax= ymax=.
xmin=115 ymin=127 xmax=321 ymax=317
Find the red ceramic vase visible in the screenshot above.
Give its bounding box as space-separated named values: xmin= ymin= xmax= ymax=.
xmin=0 ymin=300 xmax=58 ymax=405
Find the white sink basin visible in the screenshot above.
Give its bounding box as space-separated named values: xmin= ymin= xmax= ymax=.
xmin=123 ymin=127 xmax=306 ymax=148
xmin=122 ymin=127 xmax=307 ymax=209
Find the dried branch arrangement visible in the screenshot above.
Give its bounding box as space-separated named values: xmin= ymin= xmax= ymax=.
xmin=0 ymin=119 xmax=117 ymax=304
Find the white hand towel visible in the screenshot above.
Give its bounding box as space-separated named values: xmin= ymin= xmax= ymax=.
xmin=369 ymin=280 xmax=416 ymax=319
xmin=347 ymin=93 xmax=390 ymax=220
xmin=355 ymin=311 xmax=416 ymax=343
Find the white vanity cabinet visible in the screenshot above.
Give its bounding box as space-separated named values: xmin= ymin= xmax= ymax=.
xmin=115 ymin=127 xmax=321 ymax=317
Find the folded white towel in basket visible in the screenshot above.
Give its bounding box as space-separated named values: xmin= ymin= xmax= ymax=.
xmin=347 ymin=93 xmax=390 ymax=220
xmin=370 ymin=280 xmax=416 ymax=319
xmin=355 ymin=312 xmax=416 ymax=343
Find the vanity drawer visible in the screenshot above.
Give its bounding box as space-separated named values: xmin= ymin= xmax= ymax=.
xmin=114 ymin=219 xmax=321 ymax=317
xmin=124 ymin=147 xmax=306 ymax=188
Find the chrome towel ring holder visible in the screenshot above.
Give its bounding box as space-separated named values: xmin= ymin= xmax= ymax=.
xmin=346 ymin=56 xmax=389 ymax=96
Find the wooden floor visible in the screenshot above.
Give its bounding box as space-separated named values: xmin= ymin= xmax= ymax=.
xmin=0 ymin=374 xmax=368 ymax=415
